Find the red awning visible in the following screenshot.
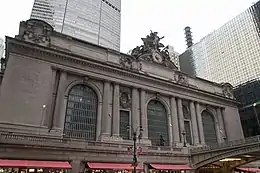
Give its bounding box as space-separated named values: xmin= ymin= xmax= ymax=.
xmin=0 ymin=160 xmax=72 ymax=169
xmin=238 ymin=168 xmax=260 ymax=172
xmin=87 ymin=162 xmax=143 ymax=170
xmin=150 ymin=164 xmax=192 ymax=170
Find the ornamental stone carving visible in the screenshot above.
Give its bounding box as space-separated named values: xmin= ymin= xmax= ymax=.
xmin=177 ymin=74 xmax=189 ymax=85
xmin=119 ymin=87 xmax=132 ymax=109
xmin=119 ymin=55 xmax=133 ymax=69
xmin=16 ymin=19 xmax=53 ymax=46
xmin=130 ymin=31 xmax=178 ymax=70
xmin=221 ymin=83 xmax=234 ymax=99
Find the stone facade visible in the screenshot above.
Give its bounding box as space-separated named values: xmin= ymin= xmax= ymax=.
xmin=0 ymin=19 xmax=244 ymax=172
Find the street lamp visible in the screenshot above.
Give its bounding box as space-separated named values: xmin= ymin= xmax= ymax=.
xmin=127 ymin=125 xmax=143 ymax=173
xmin=181 ymin=130 xmax=187 ymax=147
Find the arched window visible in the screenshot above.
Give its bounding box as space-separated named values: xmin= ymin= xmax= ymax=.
xmin=64 ymin=84 xmax=98 ymax=140
xmin=183 ymin=105 xmax=192 ymax=145
xmin=202 ymin=111 xmax=217 ymax=144
xmin=147 ymin=100 xmax=169 ymax=146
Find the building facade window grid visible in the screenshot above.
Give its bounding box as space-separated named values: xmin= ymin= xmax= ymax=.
xmin=30 ymin=0 xmax=121 ymax=51
xmin=181 ymin=1 xmax=260 ymax=86
xmin=64 ymin=84 xmax=98 ymax=140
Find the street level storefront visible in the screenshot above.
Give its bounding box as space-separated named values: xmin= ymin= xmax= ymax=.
xmin=235 ymin=167 xmax=260 ymax=173
xmin=0 ymin=159 xmax=71 ymax=173
xmin=147 ymin=163 xmax=192 ymax=173
xmin=85 ymin=162 xmax=143 ymax=173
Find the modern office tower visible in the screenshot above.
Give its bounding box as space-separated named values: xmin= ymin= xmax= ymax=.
xmin=179 ymin=1 xmax=260 ymax=86
xmin=168 ymin=45 xmax=180 ymax=70
xmin=234 ymin=79 xmax=260 ymax=137
xmin=0 ymin=38 xmax=4 ymax=58
xmin=30 ymin=0 xmax=121 ymax=51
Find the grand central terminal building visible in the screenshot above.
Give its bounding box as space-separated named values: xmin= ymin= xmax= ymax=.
xmin=0 ymin=19 xmax=244 ymax=173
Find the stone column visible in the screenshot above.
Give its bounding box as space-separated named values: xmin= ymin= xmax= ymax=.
xmin=196 ymin=102 xmax=205 ymax=145
xmin=96 ymin=101 xmax=102 ymax=140
xmin=215 ymin=118 xmax=222 ymax=144
xmin=144 ymin=164 xmax=149 ymax=173
xmin=53 ymin=71 xmax=67 ymax=130
xmin=112 ymin=83 xmax=120 ymax=137
xmin=168 ymin=113 xmax=173 ymax=147
xmin=140 ymin=89 xmax=148 ymax=139
xmin=101 ymin=81 xmax=110 ymax=137
xmin=190 ymin=101 xmax=199 ymax=145
xmin=217 ymin=107 xmax=226 ymax=142
xmin=170 ymin=96 xmax=180 ymax=144
xmin=70 ymin=160 xmax=84 ymax=173
xmin=132 ymin=88 xmax=140 ymax=132
xmin=44 ymin=69 xmax=57 ymax=127
xmin=221 ymin=108 xmax=228 ymax=141
xmin=177 ymin=98 xmax=185 ymax=142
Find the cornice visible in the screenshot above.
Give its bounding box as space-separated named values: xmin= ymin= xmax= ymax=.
xmin=6 ymin=38 xmax=238 ymax=105
xmin=1 ymin=142 xmax=188 ymax=157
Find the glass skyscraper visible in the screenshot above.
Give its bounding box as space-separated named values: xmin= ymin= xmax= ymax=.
xmin=179 ymin=1 xmax=260 ymax=87
xmin=30 ymin=0 xmax=121 ymax=51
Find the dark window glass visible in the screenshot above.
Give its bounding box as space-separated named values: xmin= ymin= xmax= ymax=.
xmin=120 ymin=110 xmax=130 ymax=140
xmin=64 ymin=84 xmax=98 ymax=140
xmin=147 ymin=100 xmax=169 ymax=146
xmin=202 ymin=111 xmax=217 ymax=144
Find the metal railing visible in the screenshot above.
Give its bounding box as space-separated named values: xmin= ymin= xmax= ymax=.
xmin=190 ymin=136 xmax=260 ymax=154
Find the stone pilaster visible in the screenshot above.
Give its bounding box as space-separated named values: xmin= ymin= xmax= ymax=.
xmin=70 ymin=160 xmax=84 ymax=173
xmin=168 ymin=113 xmax=173 ymax=147
xmin=96 ymin=101 xmax=102 ymax=140
xmin=52 ymin=70 xmax=67 ymax=132
xmin=196 ymin=102 xmax=205 ymax=145
xmin=140 ymin=89 xmax=151 ymax=145
xmin=44 ymin=68 xmax=57 ymax=127
xmin=217 ymin=107 xmax=226 ymax=142
xmin=190 ymin=101 xmax=199 ymax=145
xmin=140 ymin=89 xmax=148 ymax=139
xmin=177 ymin=98 xmax=185 ymax=142
xmin=132 ymin=88 xmax=140 ymax=132
xmin=101 ymin=81 xmax=111 ymax=138
xmin=215 ymin=118 xmax=222 ymax=144
xmin=170 ymin=96 xmax=180 ymax=144
xmin=112 ymin=83 xmax=120 ymax=138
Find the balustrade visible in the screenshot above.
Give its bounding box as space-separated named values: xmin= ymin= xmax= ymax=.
xmin=3 ymin=132 xmax=259 ymax=155
xmin=0 ymin=132 xmax=185 ymax=154
xmin=190 ymin=135 xmax=260 ymax=153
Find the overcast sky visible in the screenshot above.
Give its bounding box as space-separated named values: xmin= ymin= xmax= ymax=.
xmin=0 ymin=0 xmax=256 ymax=53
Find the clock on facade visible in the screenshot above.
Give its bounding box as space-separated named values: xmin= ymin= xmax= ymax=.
xmin=152 ymin=52 xmax=163 ymax=63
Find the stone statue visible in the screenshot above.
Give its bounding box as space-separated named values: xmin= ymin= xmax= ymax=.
xmin=140 ymin=30 xmax=165 ymax=52
xmin=150 ymin=31 xmax=165 ymax=50
xmin=129 ymin=31 xmax=178 ymax=70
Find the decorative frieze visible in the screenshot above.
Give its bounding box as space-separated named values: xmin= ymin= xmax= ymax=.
xmin=119 ymin=55 xmax=133 ymax=69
